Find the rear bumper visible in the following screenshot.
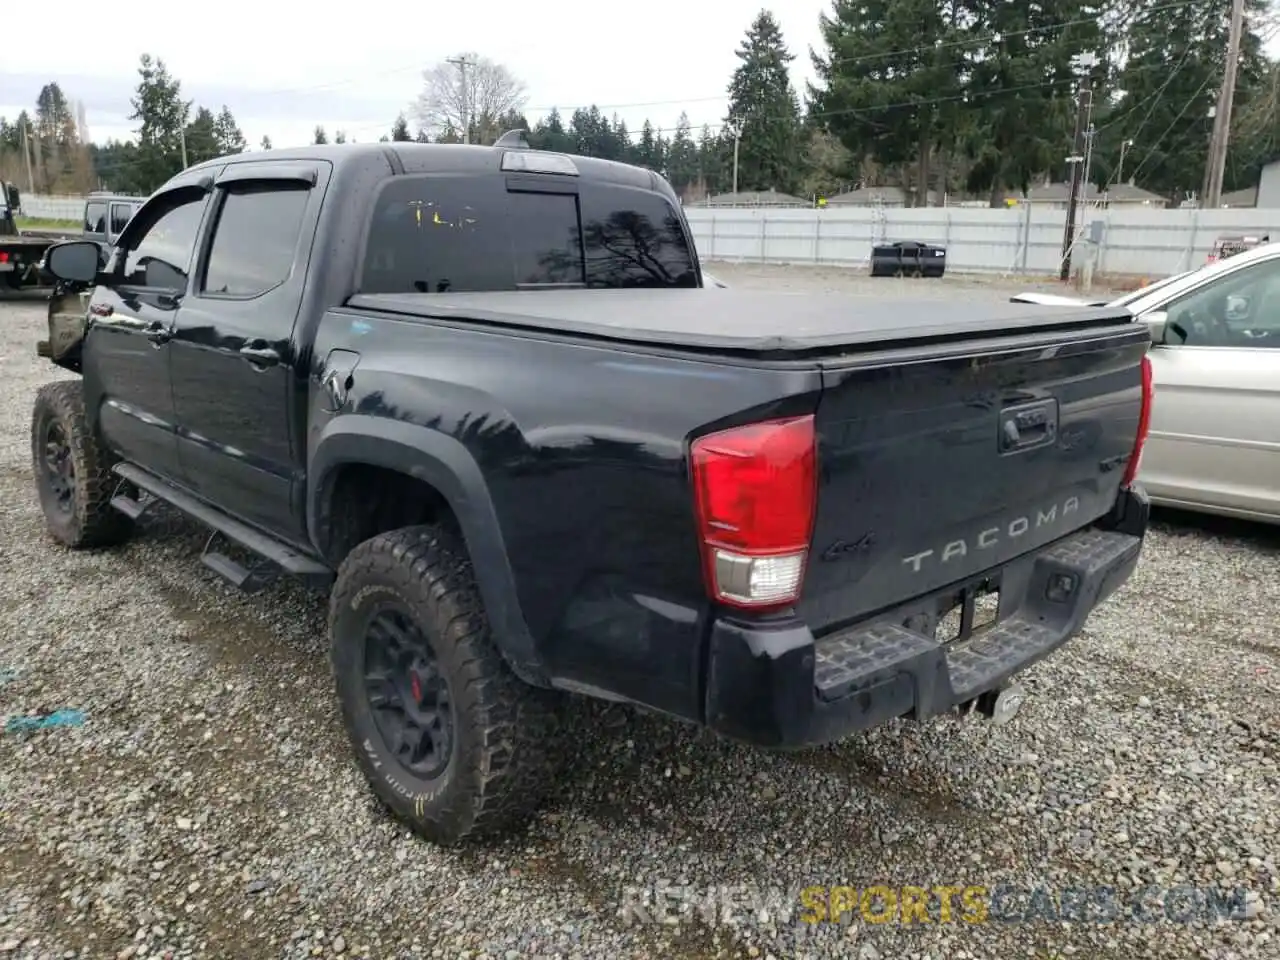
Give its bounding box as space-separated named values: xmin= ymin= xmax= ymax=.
xmin=704 ymin=486 xmax=1149 ymax=748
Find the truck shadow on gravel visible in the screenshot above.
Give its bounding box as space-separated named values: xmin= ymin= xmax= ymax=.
xmin=1150 ymin=506 xmax=1280 ymax=552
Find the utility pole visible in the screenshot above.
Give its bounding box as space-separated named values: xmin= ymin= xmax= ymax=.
xmin=1082 ymin=123 xmax=1097 ymax=204
xmin=732 ymin=128 xmax=741 ymax=195
xmin=1202 ymin=0 xmax=1246 ymax=209
xmin=179 ymin=127 xmax=189 ymax=168
xmin=1060 ymin=52 xmax=1096 ymax=282
xmin=20 ymin=120 xmax=35 ymax=193
xmin=447 ymin=55 xmax=474 ymax=144
xmin=1116 ymin=138 xmax=1134 ymax=188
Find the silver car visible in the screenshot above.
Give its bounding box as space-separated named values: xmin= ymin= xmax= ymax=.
xmin=1013 ymin=245 xmax=1280 ymax=524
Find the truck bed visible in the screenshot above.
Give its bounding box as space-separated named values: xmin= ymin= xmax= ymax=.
xmin=346 ymin=289 xmax=1136 ymax=358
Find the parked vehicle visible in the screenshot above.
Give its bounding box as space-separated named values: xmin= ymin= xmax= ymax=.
xmin=1207 ymin=233 xmax=1267 ymax=265
xmin=1012 ymin=244 xmax=1280 ymax=523
xmin=33 ymin=141 xmax=1152 ymax=846
xmin=0 ymin=186 xmax=141 ymax=292
xmin=0 ymin=181 xmax=77 ymax=291
xmin=81 ymin=193 xmax=145 ymax=248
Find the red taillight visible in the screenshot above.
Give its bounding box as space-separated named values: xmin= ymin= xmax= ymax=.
xmin=0 ymin=252 xmax=9 ymax=263
xmin=690 ymin=415 xmax=817 ymax=610
xmin=1122 ymin=354 xmax=1153 ymax=487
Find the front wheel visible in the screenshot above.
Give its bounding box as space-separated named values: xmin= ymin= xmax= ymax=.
xmin=31 ymin=380 xmax=133 ymax=548
xmin=329 ymin=524 xmax=560 ymax=845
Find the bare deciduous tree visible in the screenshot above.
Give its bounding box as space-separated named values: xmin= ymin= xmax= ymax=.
xmin=414 ymin=54 xmax=528 ymax=144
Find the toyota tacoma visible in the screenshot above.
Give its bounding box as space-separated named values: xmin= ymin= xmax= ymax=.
xmin=31 ymin=137 xmax=1153 ymax=845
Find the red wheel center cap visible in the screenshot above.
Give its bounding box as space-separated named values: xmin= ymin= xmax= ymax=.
xmin=410 ymin=673 xmax=422 ymax=703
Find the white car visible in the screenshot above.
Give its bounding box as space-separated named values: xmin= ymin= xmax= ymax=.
xmin=1013 ymin=246 xmax=1280 ymax=524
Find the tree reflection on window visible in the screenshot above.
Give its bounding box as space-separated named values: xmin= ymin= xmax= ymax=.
xmin=538 ymin=209 xmax=696 ymax=288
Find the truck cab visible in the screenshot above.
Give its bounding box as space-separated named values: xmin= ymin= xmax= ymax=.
xmin=82 ymin=193 xmax=144 ymax=248
xmin=1 ymin=181 xmax=22 ymax=235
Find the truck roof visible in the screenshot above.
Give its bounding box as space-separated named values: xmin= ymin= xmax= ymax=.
xmin=346 ymin=288 xmax=1138 ymax=358
xmin=183 ymin=142 xmax=672 ymax=195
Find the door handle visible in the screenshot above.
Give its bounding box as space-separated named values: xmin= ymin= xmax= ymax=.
xmin=144 ymin=322 xmax=172 ymax=345
xmin=239 ymin=345 xmax=281 ymax=367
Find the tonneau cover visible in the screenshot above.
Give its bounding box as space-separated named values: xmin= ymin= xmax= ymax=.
xmin=347 ymin=288 xmax=1135 ymax=356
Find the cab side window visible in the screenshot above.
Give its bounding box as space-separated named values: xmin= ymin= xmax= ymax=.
xmin=1163 ymin=258 xmax=1280 ymax=348
xmin=119 ymin=193 xmax=209 ymax=292
xmin=200 ymin=182 xmax=311 ymax=297
xmin=84 ymin=202 xmax=107 ymax=234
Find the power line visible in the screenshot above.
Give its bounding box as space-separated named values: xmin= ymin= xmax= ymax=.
xmin=1099 ymin=16 xmax=1210 ymax=192
xmin=214 ymin=0 xmax=1196 ymax=110
xmin=1123 ymin=72 xmax=1216 ymax=188
xmin=39 ymin=0 xmax=1200 ymax=142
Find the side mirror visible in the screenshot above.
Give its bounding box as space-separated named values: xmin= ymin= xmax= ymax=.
xmin=1139 ymin=309 xmax=1168 ymax=344
xmin=45 ymin=240 xmax=104 ymax=285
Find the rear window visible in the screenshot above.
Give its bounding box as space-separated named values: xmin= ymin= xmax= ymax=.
xmin=359 ymin=174 xmax=696 ymax=293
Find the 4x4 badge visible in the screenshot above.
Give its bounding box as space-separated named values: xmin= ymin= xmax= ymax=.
xmin=822 ymin=531 xmax=877 ymax=562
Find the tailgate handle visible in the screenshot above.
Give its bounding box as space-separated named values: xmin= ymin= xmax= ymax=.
xmin=998 ymin=400 xmax=1058 ymax=454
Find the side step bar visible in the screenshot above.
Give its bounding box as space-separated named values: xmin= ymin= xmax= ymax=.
xmin=111 ymin=463 xmax=334 ymax=591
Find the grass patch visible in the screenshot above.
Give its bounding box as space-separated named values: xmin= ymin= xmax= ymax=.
xmin=15 ymin=217 xmax=81 ymax=232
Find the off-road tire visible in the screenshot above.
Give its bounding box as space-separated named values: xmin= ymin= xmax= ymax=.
xmin=329 ymin=524 xmax=560 ymax=845
xmin=31 ymin=380 xmax=133 ymax=548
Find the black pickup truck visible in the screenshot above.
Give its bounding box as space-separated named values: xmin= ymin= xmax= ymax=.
xmin=32 ymin=140 xmax=1153 ymax=846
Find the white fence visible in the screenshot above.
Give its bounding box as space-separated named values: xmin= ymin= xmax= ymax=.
xmin=17 ymin=191 xmax=1280 ymax=278
xmin=16 ymin=194 xmax=86 ymax=222
xmin=685 ymin=205 xmax=1280 ymax=277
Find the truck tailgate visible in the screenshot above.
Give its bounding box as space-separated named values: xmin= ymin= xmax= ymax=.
xmin=800 ymin=319 xmax=1151 ymax=633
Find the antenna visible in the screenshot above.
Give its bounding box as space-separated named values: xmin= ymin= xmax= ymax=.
xmin=494 ymin=129 xmax=532 ymax=149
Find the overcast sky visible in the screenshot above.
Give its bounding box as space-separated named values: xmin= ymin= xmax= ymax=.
xmin=1 ymin=0 xmax=830 ymax=148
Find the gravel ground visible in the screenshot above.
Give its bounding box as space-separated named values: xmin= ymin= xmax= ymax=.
xmin=1 ymin=280 xmax=1278 ymax=960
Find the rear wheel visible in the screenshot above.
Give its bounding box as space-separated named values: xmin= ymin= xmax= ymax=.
xmin=31 ymin=380 xmax=133 ymax=548
xmin=329 ymin=524 xmax=560 ymax=845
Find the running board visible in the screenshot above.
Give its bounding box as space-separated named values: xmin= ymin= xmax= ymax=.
xmin=111 ymin=463 xmax=334 ymax=589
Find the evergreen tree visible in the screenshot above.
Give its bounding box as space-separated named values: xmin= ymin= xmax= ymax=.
xmin=391 ymin=114 xmax=412 ymax=141
xmin=1104 ymin=0 xmax=1269 ymax=203
xmin=961 ymin=1 xmax=1107 ymax=205
xmin=612 ymin=115 xmax=634 ymax=163
xmin=313 ymin=125 xmax=329 ymax=144
xmin=260 ymin=135 xmax=273 ymax=151
xmin=88 ymin=140 xmax=145 ymax=194
xmin=530 ymin=108 xmax=574 ymax=153
xmin=636 ymin=119 xmax=663 ymax=170
xmin=725 ymin=10 xmax=803 ymax=194
xmin=334 ymin=130 xmax=348 ymax=144
xmin=415 ymin=127 xmax=430 ymax=143
xmin=183 ymin=106 xmax=221 ymax=165
xmin=810 ymin=0 xmax=964 ymax=204
xmin=436 ymin=122 xmax=463 ymax=144
xmin=213 ymin=106 xmax=246 ymax=154
xmin=569 ymin=106 xmax=617 ymax=157
xmin=665 ymin=112 xmax=699 ymax=193
xmin=128 ymin=54 xmax=191 ymax=190
xmin=800 ymin=125 xmax=854 ymax=198
xmin=698 ymin=124 xmax=732 ymax=194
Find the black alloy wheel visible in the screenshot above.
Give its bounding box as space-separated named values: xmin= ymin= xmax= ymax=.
xmin=363 ymin=605 xmax=454 ymax=780
xmin=40 ymin=419 xmax=75 ymax=516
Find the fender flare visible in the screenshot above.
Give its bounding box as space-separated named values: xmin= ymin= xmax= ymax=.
xmin=308 ymin=415 xmax=546 ymax=686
